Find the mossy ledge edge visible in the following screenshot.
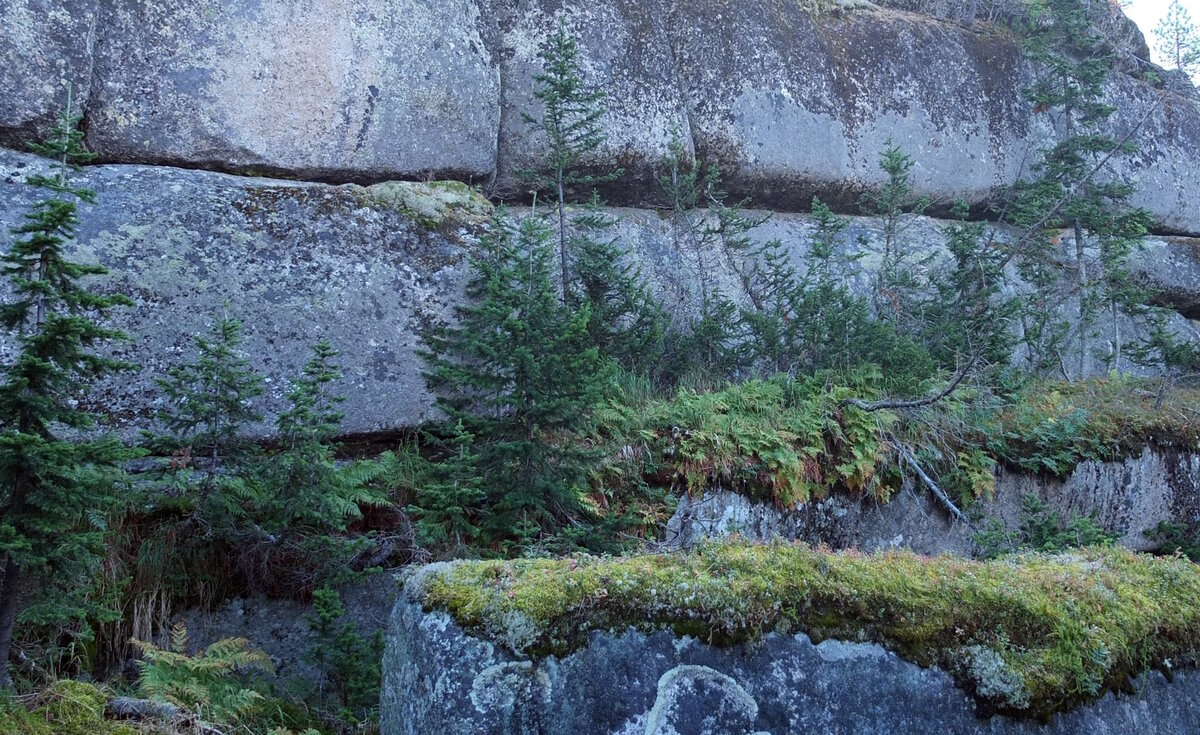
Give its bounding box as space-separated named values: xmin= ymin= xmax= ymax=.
xmin=408 ymin=542 xmax=1200 ymax=720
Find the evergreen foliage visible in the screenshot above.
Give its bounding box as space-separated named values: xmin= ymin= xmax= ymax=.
xmin=0 ymin=91 xmax=135 ymax=688
xmin=420 ymin=209 xmax=614 ymax=551
xmin=304 ymin=587 xmax=381 ymax=724
xmin=571 ymin=192 xmax=667 ymax=373
xmin=259 ymin=341 xmax=382 ymax=535
xmin=1010 ymin=0 xmax=1153 ymax=377
xmin=1155 ymin=0 xmax=1200 ymax=79
xmin=927 ymin=200 xmax=1018 ymax=370
xmin=974 ymin=494 xmax=1115 ymax=559
xmin=863 ymin=138 xmax=931 ymax=335
xmin=152 ymin=311 xmax=265 ymax=533
xmin=658 ymin=133 xmax=755 ymax=381
xmin=520 ymin=21 xmax=623 ymax=297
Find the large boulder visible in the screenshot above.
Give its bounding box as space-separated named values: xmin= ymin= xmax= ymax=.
xmin=382 ymin=582 xmax=1200 ymax=735
xmin=1 ymin=149 xmax=1197 ymax=438
xmin=84 ymin=0 xmax=501 ymax=182
xmin=5 ymin=1 xmax=1199 ymax=234
xmin=0 ymin=149 xmax=484 ymax=437
xmin=0 ymin=0 xmax=99 ymax=150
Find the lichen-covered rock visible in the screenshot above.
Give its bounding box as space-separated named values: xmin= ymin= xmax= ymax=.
xmin=0 ymin=148 xmax=476 ymax=437
xmin=5 ymin=1 xmax=1200 ymax=234
xmin=1 ymin=149 xmax=1196 ymax=437
xmin=668 ymin=447 xmax=1200 ymax=555
xmin=492 ymin=0 xmax=692 ymax=201
xmin=0 ymin=0 xmax=98 ymax=150
xmin=85 ymin=0 xmax=500 ymax=182
xmin=382 ymin=593 xmax=1200 ymax=735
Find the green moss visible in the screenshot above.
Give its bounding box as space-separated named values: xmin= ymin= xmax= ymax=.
xmin=414 ymin=543 xmax=1200 ymax=719
xmin=0 ymin=680 xmax=147 ymax=734
xmin=993 ymin=377 xmax=1200 ymax=475
xmin=365 ymin=180 xmax=494 ymax=230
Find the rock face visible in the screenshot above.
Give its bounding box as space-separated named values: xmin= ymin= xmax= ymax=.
xmin=666 ymin=446 xmax=1200 ymax=555
xmin=2 ymin=1 xmax=1199 ymax=233
xmin=382 ymin=592 xmax=1200 ymax=735
xmin=0 ymin=0 xmax=98 ymax=150
xmin=0 ymin=148 xmax=480 ymax=436
xmin=85 ymin=0 xmax=500 ymax=182
xmin=1 ymin=147 xmax=1198 ymax=436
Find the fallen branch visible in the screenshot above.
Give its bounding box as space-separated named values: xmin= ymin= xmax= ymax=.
xmin=845 ymin=356 xmax=976 ymax=413
xmin=106 ymin=697 xmax=229 ymax=735
xmin=894 ymin=443 xmax=970 ymax=525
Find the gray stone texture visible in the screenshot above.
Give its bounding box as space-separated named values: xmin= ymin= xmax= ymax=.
xmin=2 ymin=147 xmax=1199 ymax=436
xmin=0 ymin=148 xmax=479 ymax=437
xmin=666 ymin=447 xmax=1200 ymax=556
xmin=382 ymin=592 xmax=1200 ymax=735
xmin=85 ymin=0 xmax=501 ymax=182
xmin=0 ymin=0 xmax=98 ymax=150
xmin=3 ymin=1 xmax=1199 ymax=233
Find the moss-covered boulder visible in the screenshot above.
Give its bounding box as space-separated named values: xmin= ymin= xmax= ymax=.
xmin=0 ymin=681 xmax=145 ymax=735
xmin=382 ymin=544 xmax=1200 ymax=734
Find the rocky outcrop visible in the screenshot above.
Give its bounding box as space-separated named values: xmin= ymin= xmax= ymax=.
xmin=667 ymin=446 xmax=1200 ymax=555
xmin=2 ymin=1 xmax=1198 ymax=233
xmin=0 ymin=0 xmax=98 ymax=148
xmin=2 ymin=148 xmax=1199 ymax=436
xmin=382 ymin=594 xmax=1200 ymax=735
xmin=0 ymin=148 xmax=478 ymax=436
xmin=85 ymin=0 xmax=500 ymax=183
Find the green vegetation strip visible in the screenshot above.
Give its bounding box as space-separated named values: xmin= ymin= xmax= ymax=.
xmin=415 ymin=543 xmax=1200 ymax=718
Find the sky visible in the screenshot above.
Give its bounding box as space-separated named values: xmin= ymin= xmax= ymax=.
xmin=1123 ymin=0 xmax=1196 ymax=66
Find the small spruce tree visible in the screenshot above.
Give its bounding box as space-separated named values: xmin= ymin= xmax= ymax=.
xmin=0 ymin=91 xmax=135 ymax=687
xmin=863 ymin=139 xmax=932 ymax=335
xmin=520 ymin=21 xmax=623 ymax=298
xmin=153 ymin=310 xmax=264 ymax=532
xmin=259 ymin=340 xmax=380 ymax=534
xmin=421 ymin=208 xmax=614 ymax=551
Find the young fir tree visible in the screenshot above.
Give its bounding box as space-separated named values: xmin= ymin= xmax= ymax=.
xmin=154 ymin=311 xmax=264 ymax=533
xmin=0 ymin=92 xmax=135 ymax=687
xmin=863 ymin=139 xmax=932 ymax=335
xmin=659 ymin=133 xmax=759 ymax=381
xmin=520 ymin=21 xmax=623 ymax=299
xmin=305 ymin=586 xmax=382 ymax=722
xmin=928 ymin=200 xmax=1018 ymax=371
xmin=260 ymin=340 xmax=380 ymax=534
xmin=1155 ymin=0 xmax=1200 ymax=80
xmin=572 ymin=192 xmax=667 ymax=374
xmin=1013 ymin=0 xmax=1153 ymax=378
xmin=408 ymin=419 xmax=486 ymax=552
xmin=421 ymin=208 xmax=613 ymax=551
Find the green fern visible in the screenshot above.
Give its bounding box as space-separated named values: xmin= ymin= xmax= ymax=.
xmin=132 ymin=623 xmax=273 ymax=726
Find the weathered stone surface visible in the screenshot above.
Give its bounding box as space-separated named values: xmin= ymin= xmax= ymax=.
xmin=492 ymin=0 xmax=691 ymax=201
xmin=382 ymin=592 xmax=1200 ymax=735
xmin=1 ymin=150 xmax=1196 ymax=437
xmin=0 ymin=0 xmax=98 ymax=150
xmin=7 ymin=1 xmax=1199 ymax=234
xmin=85 ymin=0 xmax=500 ymax=181
xmin=182 ymin=578 xmax=397 ymax=685
xmin=0 ymin=148 xmax=480 ymax=437
xmin=1136 ymin=236 xmax=1200 ymax=319
xmin=667 ymin=446 xmax=1200 ymax=555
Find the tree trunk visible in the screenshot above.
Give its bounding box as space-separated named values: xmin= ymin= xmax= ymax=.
xmin=557 ymin=169 xmax=568 ymax=303
xmin=0 ymin=557 xmax=23 ymax=689
xmin=1075 ymin=219 xmax=1087 ymax=380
